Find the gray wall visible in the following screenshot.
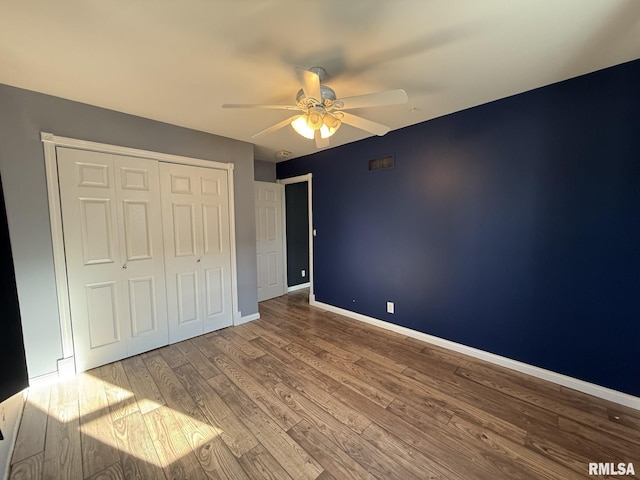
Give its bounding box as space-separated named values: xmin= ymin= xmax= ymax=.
xmin=0 ymin=84 xmax=259 ymax=378
xmin=254 ymin=159 xmax=277 ymax=182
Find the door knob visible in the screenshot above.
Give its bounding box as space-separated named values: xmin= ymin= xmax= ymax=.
xmin=122 ymin=263 xmax=128 ymax=269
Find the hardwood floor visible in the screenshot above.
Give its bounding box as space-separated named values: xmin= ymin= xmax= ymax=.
xmin=9 ymin=290 xmax=640 ymax=479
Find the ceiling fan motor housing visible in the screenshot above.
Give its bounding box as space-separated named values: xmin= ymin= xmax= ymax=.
xmin=296 ymin=85 xmax=337 ymax=105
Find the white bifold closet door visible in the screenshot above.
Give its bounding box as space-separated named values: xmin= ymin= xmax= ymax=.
xmin=58 ymin=148 xmax=169 ymax=371
xmin=160 ymin=163 xmax=233 ymax=343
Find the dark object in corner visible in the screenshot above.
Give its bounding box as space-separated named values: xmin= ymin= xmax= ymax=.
xmin=0 ymin=175 xmax=29 ymax=404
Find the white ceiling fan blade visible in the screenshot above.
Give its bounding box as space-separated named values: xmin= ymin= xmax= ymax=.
xmin=296 ymin=67 xmax=321 ymax=101
xmin=314 ymin=129 xmax=330 ymax=149
xmin=222 ymin=103 xmax=300 ymax=110
xmin=251 ymin=116 xmax=297 ymax=138
xmin=340 ymin=112 xmax=390 ymax=136
xmin=336 ymin=89 xmax=408 ymax=110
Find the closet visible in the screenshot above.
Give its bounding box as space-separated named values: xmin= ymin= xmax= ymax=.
xmin=57 ymin=147 xmax=233 ymax=372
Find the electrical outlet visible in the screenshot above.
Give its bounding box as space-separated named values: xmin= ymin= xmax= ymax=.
xmin=387 ymin=301 xmax=394 ymax=314
xmin=301 ymin=269 xmax=306 ymax=278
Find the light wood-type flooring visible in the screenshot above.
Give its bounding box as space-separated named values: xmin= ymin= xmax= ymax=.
xmin=9 ymin=290 xmax=640 ymax=479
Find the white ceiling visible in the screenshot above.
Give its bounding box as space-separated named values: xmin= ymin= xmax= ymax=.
xmin=1 ymin=1 xmax=639 ymax=162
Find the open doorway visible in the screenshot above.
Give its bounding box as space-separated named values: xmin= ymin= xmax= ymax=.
xmin=279 ymin=174 xmax=314 ymax=303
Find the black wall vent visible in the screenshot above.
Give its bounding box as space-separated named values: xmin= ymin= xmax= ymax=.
xmin=368 ymin=155 xmax=394 ymax=171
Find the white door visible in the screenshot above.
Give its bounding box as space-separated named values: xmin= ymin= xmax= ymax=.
xmin=58 ymin=148 xmax=168 ymax=371
xmin=255 ymin=182 xmax=286 ymax=302
xmin=160 ymin=163 xmax=233 ymax=343
xmin=116 ymin=155 xmax=169 ymax=356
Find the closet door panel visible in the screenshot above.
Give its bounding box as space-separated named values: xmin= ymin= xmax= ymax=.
xmin=204 ymin=267 xmax=224 ymax=317
xmin=80 ymin=198 xmax=115 ymax=264
xmin=128 ymin=276 xmax=158 ymax=335
xmin=122 ymin=200 xmax=152 ymax=260
xmin=160 ymin=163 xmax=204 ymax=342
xmin=172 ymin=203 xmax=197 ymax=256
xmin=59 ymin=149 xmax=169 ymax=371
xmin=161 ymin=163 xmax=233 ymax=342
xmin=198 ymin=167 xmax=233 ymax=333
xmin=202 ymin=204 xmax=222 ymax=254
xmin=86 ymin=281 xmax=121 ymax=348
xmin=115 ymin=155 xmax=168 ymax=356
xmin=58 ymin=148 xmax=128 ymax=371
xmin=177 ymin=271 xmax=200 ymax=323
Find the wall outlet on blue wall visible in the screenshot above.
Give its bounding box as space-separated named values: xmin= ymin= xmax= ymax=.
xmin=387 ymin=302 xmax=394 ymax=314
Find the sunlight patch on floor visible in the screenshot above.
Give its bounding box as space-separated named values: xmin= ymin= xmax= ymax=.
xmin=26 ymin=367 xmax=227 ymax=469
xmin=78 ymin=405 xmax=223 ymax=468
xmin=77 ymin=380 xmax=223 ymax=468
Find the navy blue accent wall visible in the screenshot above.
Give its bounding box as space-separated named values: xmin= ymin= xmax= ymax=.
xmin=285 ymin=182 xmax=310 ymax=287
xmin=277 ymin=59 xmax=640 ymax=397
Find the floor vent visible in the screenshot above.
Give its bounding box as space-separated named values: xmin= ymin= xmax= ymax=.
xmin=368 ymin=155 xmax=394 ymax=171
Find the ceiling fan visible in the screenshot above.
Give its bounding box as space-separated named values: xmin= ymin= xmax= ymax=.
xmin=222 ymin=67 xmax=408 ymax=149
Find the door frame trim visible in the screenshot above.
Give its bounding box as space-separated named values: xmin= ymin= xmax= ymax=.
xmin=41 ymin=132 xmax=241 ymax=363
xmin=277 ymin=174 xmax=314 ymax=302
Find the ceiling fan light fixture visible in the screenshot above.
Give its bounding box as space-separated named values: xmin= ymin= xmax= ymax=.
xmin=292 ymin=110 xmax=342 ymax=140
xmin=320 ymin=112 xmax=341 ymax=138
xmin=320 ymin=124 xmax=337 ymax=139
xmin=306 ymin=108 xmax=324 ymax=130
xmin=323 ymin=112 xmax=340 ymax=129
xmin=291 ymin=115 xmax=315 ymax=139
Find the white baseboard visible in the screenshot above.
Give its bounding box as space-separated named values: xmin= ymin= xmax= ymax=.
xmin=57 ymin=357 xmax=76 ymax=378
xmin=288 ymin=282 xmax=310 ymax=292
xmin=310 ymin=299 xmax=640 ymax=411
xmin=1 ymin=390 xmax=26 ymax=480
xmin=28 ymin=371 xmax=59 ymax=388
xmin=235 ymin=312 xmax=260 ymax=326
xmin=28 ymin=358 xmax=75 ymax=387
